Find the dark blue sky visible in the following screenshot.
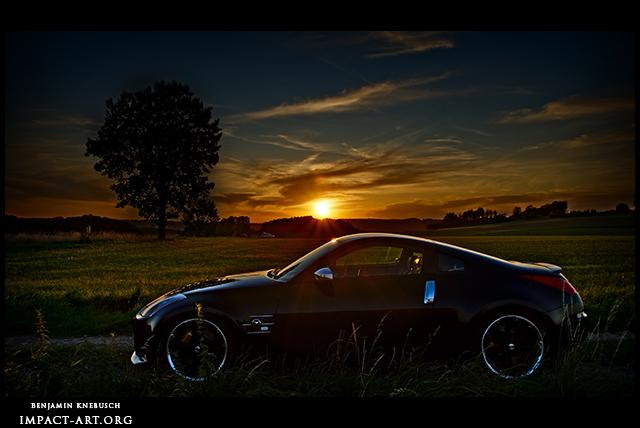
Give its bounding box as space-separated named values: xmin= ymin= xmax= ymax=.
xmin=5 ymin=31 xmax=635 ymax=222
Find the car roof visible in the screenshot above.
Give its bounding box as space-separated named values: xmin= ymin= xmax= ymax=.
xmin=333 ymin=233 xmax=525 ymax=274
xmin=332 ymin=232 xmax=436 ymax=246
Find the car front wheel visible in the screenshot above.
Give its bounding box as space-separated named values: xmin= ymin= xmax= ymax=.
xmin=479 ymin=313 xmax=545 ymax=378
xmin=164 ymin=317 xmax=233 ymax=381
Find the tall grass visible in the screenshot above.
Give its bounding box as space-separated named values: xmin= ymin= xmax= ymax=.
xmin=5 ymin=307 xmax=634 ymax=397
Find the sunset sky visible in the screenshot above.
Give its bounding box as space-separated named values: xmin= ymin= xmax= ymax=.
xmin=5 ymin=31 xmax=635 ymax=223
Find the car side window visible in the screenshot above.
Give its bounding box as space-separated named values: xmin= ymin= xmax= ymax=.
xmin=437 ymin=253 xmax=466 ymax=273
xmin=333 ymin=245 xmax=424 ymax=277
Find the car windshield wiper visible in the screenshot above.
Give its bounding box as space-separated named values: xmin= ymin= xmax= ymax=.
xmin=268 ymin=268 xmax=280 ymax=278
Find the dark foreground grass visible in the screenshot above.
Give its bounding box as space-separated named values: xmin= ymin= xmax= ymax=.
xmin=5 ymin=328 xmax=635 ymax=397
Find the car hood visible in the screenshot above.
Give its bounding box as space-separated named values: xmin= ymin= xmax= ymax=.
xmin=168 ymin=270 xmax=274 ymax=296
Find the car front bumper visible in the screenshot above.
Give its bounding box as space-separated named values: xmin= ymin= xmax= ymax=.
xmin=130 ymin=351 xmax=148 ymax=365
xmin=130 ymin=315 xmax=158 ymax=366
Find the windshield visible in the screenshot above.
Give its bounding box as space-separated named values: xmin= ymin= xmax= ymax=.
xmin=274 ymin=239 xmax=340 ymax=281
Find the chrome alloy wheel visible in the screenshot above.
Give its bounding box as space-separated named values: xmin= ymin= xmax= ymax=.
xmin=165 ymin=318 xmax=229 ymax=381
xmin=481 ymin=314 xmax=544 ymax=378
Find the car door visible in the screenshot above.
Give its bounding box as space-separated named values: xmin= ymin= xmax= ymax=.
xmin=272 ymin=268 xmax=353 ymax=354
xmin=329 ymin=242 xmax=437 ymax=351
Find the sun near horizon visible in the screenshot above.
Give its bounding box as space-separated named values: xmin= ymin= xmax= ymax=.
xmin=314 ymin=200 xmax=331 ymax=219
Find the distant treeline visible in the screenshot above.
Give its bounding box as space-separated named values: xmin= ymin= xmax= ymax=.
xmin=5 ymin=214 xmax=142 ymax=235
xmin=259 ymin=216 xmax=363 ymax=238
xmin=6 ymin=201 xmax=633 ymax=237
xmin=426 ymin=201 xmax=633 ymax=230
xmin=183 ymin=215 xmax=253 ymax=237
xmin=5 ymin=214 xmax=361 ymax=239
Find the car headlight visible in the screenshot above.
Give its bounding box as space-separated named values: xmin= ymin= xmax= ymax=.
xmin=137 ymin=294 xmax=187 ymax=318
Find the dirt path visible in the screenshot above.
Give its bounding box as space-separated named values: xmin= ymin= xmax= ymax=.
xmin=4 ymin=335 xmax=134 ymax=349
xmin=5 ymin=331 xmax=633 ymax=350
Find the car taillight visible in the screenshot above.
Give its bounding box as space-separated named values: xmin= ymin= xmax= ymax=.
xmin=522 ymin=275 xmax=577 ymax=294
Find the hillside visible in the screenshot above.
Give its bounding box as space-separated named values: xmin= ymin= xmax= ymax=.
xmin=411 ymin=212 xmax=635 ymax=237
xmin=342 ymin=218 xmax=440 ymax=233
xmin=5 ymin=214 xmax=141 ymax=235
xmin=258 ymin=216 xmax=362 ymax=238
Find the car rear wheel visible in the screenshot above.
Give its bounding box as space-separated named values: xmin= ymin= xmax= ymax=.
xmin=164 ymin=317 xmax=233 ymax=381
xmin=479 ymin=313 xmax=545 ymax=378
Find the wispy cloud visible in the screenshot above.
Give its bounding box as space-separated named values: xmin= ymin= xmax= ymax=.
xmin=5 ymin=166 xmax=114 ymax=203
xmin=228 ymin=74 xmax=453 ymax=122
xmin=557 ymin=125 xmax=635 ymax=149
xmin=520 ymin=125 xmax=635 ymax=151
xmin=498 ymin=94 xmax=635 ymax=124
xmin=253 ymin=134 xmax=333 ymax=152
xmin=30 ymin=113 xmax=101 ymax=129
xmin=366 ymin=31 xmax=456 ymax=58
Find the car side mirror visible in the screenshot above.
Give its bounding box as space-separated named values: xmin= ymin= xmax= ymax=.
xmin=314 ymin=267 xmax=334 ymax=281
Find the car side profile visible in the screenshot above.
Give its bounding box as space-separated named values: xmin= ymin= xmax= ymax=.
xmin=131 ymin=233 xmax=587 ymax=380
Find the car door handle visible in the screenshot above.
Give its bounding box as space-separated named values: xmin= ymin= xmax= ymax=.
xmin=424 ymin=280 xmax=435 ymax=304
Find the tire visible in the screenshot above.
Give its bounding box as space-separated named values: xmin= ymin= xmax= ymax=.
xmin=478 ymin=312 xmax=546 ymax=378
xmin=163 ymin=316 xmax=235 ymax=381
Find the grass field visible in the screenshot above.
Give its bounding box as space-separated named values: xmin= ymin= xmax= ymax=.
xmin=4 ymin=214 xmax=635 ymax=397
xmin=5 ymin=236 xmax=327 ymax=336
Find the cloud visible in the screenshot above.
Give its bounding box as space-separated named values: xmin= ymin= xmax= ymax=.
xmin=5 ymin=166 xmax=114 ymax=203
xmin=367 ymin=192 xmax=596 ymax=219
xmin=520 ymin=125 xmax=635 ymax=151
xmin=557 ymin=125 xmax=635 ymax=149
xmin=366 ymin=31 xmax=456 ymax=58
xmin=212 ymin=192 xmax=276 ymax=209
xmin=29 ymin=111 xmax=101 ymax=129
xmin=293 ymin=31 xmax=455 ymax=59
xmin=229 ymin=74 xmax=453 ymax=121
xmin=256 ymin=135 xmax=331 ymax=152
xmin=213 ymin=140 xmax=482 ymax=218
xmin=498 ymin=94 xmax=635 ymax=124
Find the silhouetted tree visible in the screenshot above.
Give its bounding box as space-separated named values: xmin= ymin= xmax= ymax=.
xmin=616 ymin=203 xmax=631 ymax=212
xmin=474 ymin=207 xmax=485 ymax=220
xmin=217 ymin=216 xmax=252 ymax=237
xmin=461 ymin=209 xmax=474 ymax=221
xmin=441 ymin=212 xmax=461 ymax=227
xmin=182 ymin=197 xmax=219 ymax=236
xmin=85 ymin=81 xmax=222 ymax=239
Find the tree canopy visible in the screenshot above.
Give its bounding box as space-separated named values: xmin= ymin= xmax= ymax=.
xmin=85 ymin=81 xmax=222 ymax=239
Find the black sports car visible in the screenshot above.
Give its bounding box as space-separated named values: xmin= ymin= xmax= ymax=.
xmin=131 ymin=233 xmax=587 ymax=379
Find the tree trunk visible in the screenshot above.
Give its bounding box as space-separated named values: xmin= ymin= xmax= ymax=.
xmin=158 ymin=188 xmax=167 ymax=240
xmin=158 ymin=214 xmax=166 ymax=240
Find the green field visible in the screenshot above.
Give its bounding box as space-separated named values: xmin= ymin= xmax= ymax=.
xmin=5 ymin=236 xmax=327 ymax=336
xmin=4 ymin=215 xmax=635 ymax=397
xmin=419 ymin=212 xmax=635 ymax=237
